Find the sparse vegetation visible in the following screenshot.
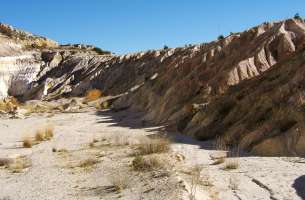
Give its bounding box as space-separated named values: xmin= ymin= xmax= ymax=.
xmin=0 ymin=158 xmax=10 ymax=167
xmin=22 ymin=137 xmax=33 ymax=148
xmin=89 ymin=142 xmax=95 ymax=148
xmin=189 ymin=165 xmax=203 ymax=200
xmin=218 ymin=35 xmax=224 ymax=40
xmin=35 ymin=130 xmax=45 ymax=141
xmin=6 ymin=156 xmax=32 ymax=173
xmin=108 ymin=170 xmax=129 ymax=192
xmin=294 ymin=13 xmax=302 ymax=20
xmin=229 ymin=176 xmax=239 ymax=191
xmin=35 ymin=125 xmax=54 ymax=141
xmin=214 ymin=135 xmax=229 ymax=151
xmin=132 ymin=155 xmax=163 ymax=171
xmin=224 ymin=159 xmax=239 ymax=170
xmin=92 ymin=47 xmax=111 ymax=55
xmin=77 ymin=158 xmax=100 ymax=168
xmin=187 ymin=165 xmax=213 ymax=199
xmin=136 ymin=137 xmax=170 ymax=155
xmin=0 ymin=97 xmax=19 ymax=113
xmin=45 ymin=125 xmax=54 ymax=139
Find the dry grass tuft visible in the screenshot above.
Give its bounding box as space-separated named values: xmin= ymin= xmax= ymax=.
xmin=214 ymin=136 xmax=229 ymax=151
xmin=89 ymin=142 xmax=95 ymax=148
xmin=34 ymin=125 xmax=54 ymax=142
xmin=22 ymin=137 xmax=33 ymax=148
xmin=224 ymin=159 xmax=239 ymax=170
xmin=188 ymin=165 xmax=213 ymax=200
xmin=189 ymin=165 xmax=203 ymax=200
xmin=85 ymin=89 xmax=102 ymax=102
xmin=44 ymin=125 xmax=54 ymax=139
xmin=89 ymin=138 xmax=99 ymax=148
xmin=55 ymin=148 xmax=68 ymax=154
xmin=136 ymin=137 xmax=170 ymax=155
xmin=6 ymin=156 xmax=32 ymax=173
xmin=35 ymin=130 xmax=45 ymax=141
xmin=229 ymin=176 xmax=240 ymax=191
xmin=108 ymin=170 xmax=129 ymax=192
xmin=0 ymin=97 xmax=19 ymax=113
xmin=0 ymin=158 xmax=10 ymax=167
xmin=211 ymin=157 xmax=225 ymax=165
xmin=132 ymin=155 xmax=164 ymax=171
xmin=77 ymin=158 xmax=100 ymax=168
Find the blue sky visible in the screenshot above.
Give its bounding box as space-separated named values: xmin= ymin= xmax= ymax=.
xmin=0 ymin=1 xmax=304 ymax=54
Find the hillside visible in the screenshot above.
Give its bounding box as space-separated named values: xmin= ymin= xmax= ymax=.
xmin=1 ymin=18 xmax=305 ymax=157
xmin=1 ymin=18 xmax=305 ymax=200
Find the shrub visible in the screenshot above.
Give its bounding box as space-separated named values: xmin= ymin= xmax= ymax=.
xmin=294 ymin=13 xmax=302 ymax=20
xmin=34 ymin=125 xmax=54 ymax=141
xmin=35 ymin=130 xmax=45 ymax=141
xmin=77 ymin=158 xmax=99 ymax=168
xmin=85 ymin=89 xmax=103 ymax=102
xmin=137 ymin=137 xmax=170 ymax=155
xmin=0 ymin=97 xmax=19 ymax=113
xmin=132 ymin=155 xmax=163 ymax=171
xmin=22 ymin=138 xmax=33 ymax=148
xmin=224 ymin=159 xmax=239 ymax=170
xmin=218 ymin=35 xmax=225 ymax=40
xmin=0 ymin=158 xmax=10 ymax=167
xmin=163 ymin=45 xmax=169 ymax=50
xmin=108 ymin=170 xmax=129 ymax=192
xmin=92 ymin=47 xmax=111 ymax=55
xmin=44 ymin=125 xmax=54 ymax=139
xmin=7 ymin=156 xmax=32 ymax=173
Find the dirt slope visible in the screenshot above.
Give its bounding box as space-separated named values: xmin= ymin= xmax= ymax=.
xmin=2 ymin=18 xmax=305 ymax=156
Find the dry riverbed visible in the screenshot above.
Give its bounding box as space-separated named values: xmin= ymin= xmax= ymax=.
xmin=0 ymin=107 xmax=304 ymax=200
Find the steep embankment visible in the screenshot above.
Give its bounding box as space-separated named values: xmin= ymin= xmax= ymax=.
xmin=1 ymin=19 xmax=305 ymax=156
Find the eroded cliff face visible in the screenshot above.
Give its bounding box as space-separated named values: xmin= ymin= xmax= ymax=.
xmin=1 ymin=18 xmax=305 ymax=156
xmin=0 ymin=55 xmax=41 ymax=98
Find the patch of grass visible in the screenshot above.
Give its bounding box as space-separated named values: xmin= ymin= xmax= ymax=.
xmin=0 ymin=158 xmax=10 ymax=167
xmin=45 ymin=125 xmax=54 ymax=139
xmin=224 ymin=159 xmax=239 ymax=170
xmin=0 ymin=97 xmax=19 ymax=113
xmin=35 ymin=130 xmax=45 ymax=141
xmin=77 ymin=158 xmax=100 ymax=168
xmin=132 ymin=155 xmax=163 ymax=171
xmin=214 ymin=135 xmax=229 ymax=151
xmin=22 ymin=137 xmax=33 ymax=148
xmin=35 ymin=125 xmax=54 ymax=141
xmin=137 ymin=137 xmax=170 ymax=155
xmin=6 ymin=156 xmax=32 ymax=173
xmin=89 ymin=142 xmax=95 ymax=148
xmin=85 ymin=89 xmax=102 ymax=102
xmin=56 ymin=148 xmax=68 ymax=153
xmin=229 ymin=176 xmax=239 ymax=191
xmin=108 ymin=170 xmax=129 ymax=192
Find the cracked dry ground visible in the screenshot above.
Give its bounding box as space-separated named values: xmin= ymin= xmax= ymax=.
xmin=0 ymin=108 xmax=305 ymax=200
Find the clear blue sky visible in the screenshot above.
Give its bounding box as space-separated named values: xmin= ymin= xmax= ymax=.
xmin=1 ymin=0 xmax=304 ymax=54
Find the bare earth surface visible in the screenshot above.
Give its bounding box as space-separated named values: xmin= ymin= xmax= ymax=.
xmin=0 ymin=108 xmax=305 ymax=200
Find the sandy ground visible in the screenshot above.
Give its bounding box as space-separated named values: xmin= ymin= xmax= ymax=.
xmin=0 ymin=108 xmax=304 ymax=200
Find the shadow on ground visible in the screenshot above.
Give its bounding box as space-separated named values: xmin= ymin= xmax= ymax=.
xmin=293 ymin=175 xmax=305 ymax=200
xmin=95 ymin=109 xmax=241 ymax=155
